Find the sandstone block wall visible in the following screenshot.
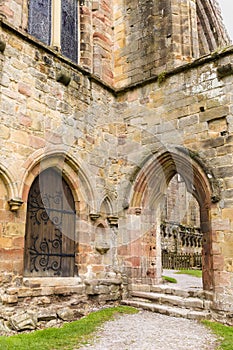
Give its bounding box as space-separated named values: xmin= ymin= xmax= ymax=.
xmin=0 ymin=1 xmax=233 ymax=319
xmin=113 ymin=0 xmax=230 ymax=88
xmin=0 ymin=0 xmax=229 ymax=88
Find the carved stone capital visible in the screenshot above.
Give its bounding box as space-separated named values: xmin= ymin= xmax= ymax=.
xmin=8 ymin=199 xmax=24 ymax=212
xmin=135 ymin=207 xmax=142 ymax=215
xmin=107 ymin=215 xmax=118 ymax=227
xmin=95 ymin=245 xmax=110 ymax=255
xmin=56 ymin=71 xmax=71 ymax=86
xmin=90 ymin=213 xmax=101 ymax=221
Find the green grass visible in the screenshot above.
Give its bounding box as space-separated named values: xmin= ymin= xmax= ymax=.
xmin=203 ymin=320 xmax=233 ymax=350
xmin=175 ymin=269 xmax=202 ymax=278
xmin=162 ymin=275 xmax=177 ymax=283
xmin=0 ymin=306 xmax=138 ymax=350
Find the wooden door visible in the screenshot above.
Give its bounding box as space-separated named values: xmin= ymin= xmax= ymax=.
xmin=24 ymin=168 xmax=76 ymax=277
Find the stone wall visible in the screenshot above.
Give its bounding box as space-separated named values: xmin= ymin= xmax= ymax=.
xmin=113 ymin=0 xmax=230 ymax=88
xmin=0 ymin=0 xmax=114 ymax=84
xmin=0 ymin=17 xmax=118 ymax=280
xmin=115 ymin=49 xmax=233 ymax=305
xmin=0 ymin=0 xmax=233 ymax=321
xmin=0 ymin=1 xmax=229 ymax=88
xmin=161 ymin=174 xmax=200 ymax=227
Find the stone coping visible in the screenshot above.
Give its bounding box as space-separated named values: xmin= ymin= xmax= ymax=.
xmin=23 ymin=277 xmax=83 ymax=287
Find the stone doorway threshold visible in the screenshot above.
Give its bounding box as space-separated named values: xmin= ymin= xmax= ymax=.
xmin=162 ymin=269 xmax=203 ymax=290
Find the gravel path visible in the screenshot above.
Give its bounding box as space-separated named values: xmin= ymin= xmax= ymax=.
xmin=78 ymin=271 xmax=217 ymax=350
xmin=78 ymin=310 xmax=218 ymax=350
xmin=162 ymin=269 xmax=203 ymax=289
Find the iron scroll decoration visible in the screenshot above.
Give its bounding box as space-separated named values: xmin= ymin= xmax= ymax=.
xmin=29 ymin=231 xmax=75 ymax=275
xmin=28 ymin=189 xmax=75 ymax=276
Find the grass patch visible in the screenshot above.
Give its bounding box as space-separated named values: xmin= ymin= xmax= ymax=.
xmin=175 ymin=269 xmax=202 ymax=278
xmin=0 ymin=306 xmax=138 ymax=350
xmin=203 ymin=320 xmax=233 ymax=350
xmin=162 ymin=275 xmax=177 ymax=283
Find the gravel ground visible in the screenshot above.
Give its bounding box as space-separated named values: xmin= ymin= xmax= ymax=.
xmin=78 ymin=271 xmax=217 ymax=350
xmin=162 ymin=269 xmax=203 ymax=289
xmin=78 ymin=310 xmax=218 ymax=350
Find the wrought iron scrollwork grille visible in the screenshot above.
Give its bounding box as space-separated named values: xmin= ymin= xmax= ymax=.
xmin=29 ymin=230 xmax=75 ymax=276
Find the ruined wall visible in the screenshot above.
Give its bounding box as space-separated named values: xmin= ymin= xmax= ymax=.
xmin=161 ymin=174 xmax=200 ymax=227
xmin=0 ymin=0 xmax=26 ymax=29
xmin=0 ymin=0 xmax=229 ymax=88
xmin=113 ymin=47 xmax=233 ymax=307
xmin=0 ymin=17 xmax=119 ymax=285
xmin=114 ymin=0 xmax=172 ymax=87
xmin=197 ymin=0 xmax=231 ymax=55
xmin=92 ymin=0 xmax=114 ymax=84
xmin=113 ymin=0 xmax=231 ymax=88
xmin=0 ymin=0 xmax=233 ymax=320
xmin=0 ymin=0 xmax=114 ymax=85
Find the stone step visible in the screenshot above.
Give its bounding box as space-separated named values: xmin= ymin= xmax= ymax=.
xmin=151 ymin=284 xmax=205 ymax=298
xmin=121 ymin=299 xmax=211 ymax=321
xmin=131 ymin=291 xmax=211 ymax=310
xmin=130 ymin=284 xmax=214 ymax=300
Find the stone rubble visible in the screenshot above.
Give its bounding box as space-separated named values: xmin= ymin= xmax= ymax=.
xmin=0 ymin=292 xmax=119 ymax=336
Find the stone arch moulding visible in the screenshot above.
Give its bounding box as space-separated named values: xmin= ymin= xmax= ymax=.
xmin=130 ymin=147 xmax=216 ymax=209
xmin=129 ymin=147 xmax=217 ymax=291
xmin=19 ymin=148 xmax=97 ymax=213
xmin=0 ymin=163 xmax=23 ymax=210
xmin=100 ymin=196 xmax=113 ymax=216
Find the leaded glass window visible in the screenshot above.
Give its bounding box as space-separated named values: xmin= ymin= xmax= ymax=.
xmin=61 ymin=0 xmax=78 ymax=62
xmin=28 ymin=0 xmax=51 ymax=45
xmin=28 ymin=0 xmax=78 ymax=63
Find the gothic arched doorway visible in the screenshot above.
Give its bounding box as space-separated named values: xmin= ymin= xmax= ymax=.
xmin=24 ymin=168 xmax=76 ymax=277
xmin=130 ymin=150 xmax=215 ymax=291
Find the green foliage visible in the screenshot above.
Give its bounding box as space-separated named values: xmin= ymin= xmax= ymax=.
xmin=203 ymin=320 xmax=233 ymax=350
xmin=157 ymin=71 xmax=167 ymax=86
xmin=175 ymin=269 xmax=202 ymax=278
xmin=162 ymin=275 xmax=177 ymax=283
xmin=0 ymin=306 xmax=138 ymax=350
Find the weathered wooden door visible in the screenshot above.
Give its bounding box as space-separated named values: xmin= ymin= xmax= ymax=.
xmin=24 ymin=168 xmax=76 ymax=277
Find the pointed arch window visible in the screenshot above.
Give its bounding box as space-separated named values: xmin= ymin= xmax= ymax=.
xmin=28 ymin=0 xmax=78 ymax=63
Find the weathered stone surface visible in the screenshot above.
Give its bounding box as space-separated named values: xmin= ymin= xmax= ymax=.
xmin=37 ymin=296 xmax=51 ymax=305
xmin=9 ymin=312 xmax=37 ymax=331
xmin=1 ymin=293 xmax=18 ymax=304
xmin=57 ymin=308 xmax=76 ymax=321
xmin=37 ymin=309 xmax=57 ymax=322
xmin=0 ymin=0 xmax=233 ymax=325
xmin=0 ymin=319 xmax=11 ymax=333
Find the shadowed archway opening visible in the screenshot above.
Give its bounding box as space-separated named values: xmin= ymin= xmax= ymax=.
xmin=161 ymin=173 xmax=203 ymax=286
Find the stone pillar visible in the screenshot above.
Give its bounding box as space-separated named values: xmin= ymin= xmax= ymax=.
xmin=200 ymin=203 xmax=214 ymax=291
xmin=79 ymin=1 xmax=93 ymax=71
xmin=92 ymin=0 xmax=114 ymax=85
xmin=170 ymin=0 xmax=199 ymax=65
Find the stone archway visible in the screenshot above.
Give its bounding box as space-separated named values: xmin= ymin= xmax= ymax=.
xmin=129 ymin=149 xmax=216 ymax=291
xmin=20 ymin=151 xmax=97 ymax=279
